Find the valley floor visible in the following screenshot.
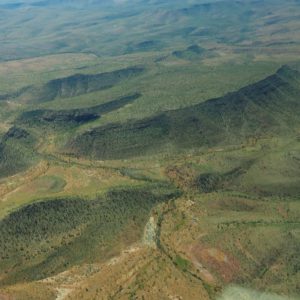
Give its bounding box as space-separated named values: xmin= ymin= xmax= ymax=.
xmin=0 ymin=138 xmax=299 ymax=300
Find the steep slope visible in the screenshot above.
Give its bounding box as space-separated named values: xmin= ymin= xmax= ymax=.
xmin=17 ymin=93 xmax=141 ymax=128
xmin=0 ymin=93 xmax=142 ymax=178
xmin=1 ymin=67 xmax=144 ymax=103
xmin=67 ymin=65 xmax=300 ymax=160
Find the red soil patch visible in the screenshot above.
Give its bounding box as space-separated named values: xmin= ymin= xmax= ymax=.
xmin=165 ymin=165 xmax=197 ymax=189
xmin=188 ymin=244 xmax=240 ymax=283
xmin=277 ymin=205 xmax=288 ymax=219
xmin=0 ymin=293 xmax=14 ymax=300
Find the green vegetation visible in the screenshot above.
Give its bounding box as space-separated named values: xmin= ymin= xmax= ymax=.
xmin=7 ymin=67 xmax=144 ymax=104
xmin=67 ymin=66 xmax=300 ymax=160
xmin=17 ymin=93 xmax=141 ymax=128
xmin=0 ymin=0 xmax=299 ymax=62
xmin=33 ymin=175 xmax=66 ymax=193
xmin=0 ymin=182 xmax=180 ymax=284
xmin=0 ymin=0 xmax=299 ymax=299
xmin=172 ymin=44 xmax=211 ymax=60
xmin=0 ymin=127 xmax=38 ymax=178
xmin=174 ymin=255 xmax=191 ymax=272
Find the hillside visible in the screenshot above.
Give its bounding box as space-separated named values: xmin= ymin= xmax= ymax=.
xmin=1 ymin=67 xmax=144 ymax=103
xmin=0 ymin=127 xmax=38 ymax=178
xmin=67 ymin=66 xmax=300 ymax=159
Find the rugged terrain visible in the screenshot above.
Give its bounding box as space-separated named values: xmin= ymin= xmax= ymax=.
xmin=0 ymin=0 xmax=299 ymax=299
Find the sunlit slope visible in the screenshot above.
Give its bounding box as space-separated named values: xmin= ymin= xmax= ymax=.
xmin=67 ymin=66 xmax=300 ymax=159
xmin=0 ymin=183 xmax=179 ymax=285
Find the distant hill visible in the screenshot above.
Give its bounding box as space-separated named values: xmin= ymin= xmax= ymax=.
xmin=0 ymin=67 xmax=144 ymax=103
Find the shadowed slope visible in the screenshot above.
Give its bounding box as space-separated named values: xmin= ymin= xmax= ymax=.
xmin=1 ymin=67 xmax=144 ymax=103
xmin=17 ymin=93 xmax=141 ymax=127
xmin=0 ymin=127 xmax=38 ymax=178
